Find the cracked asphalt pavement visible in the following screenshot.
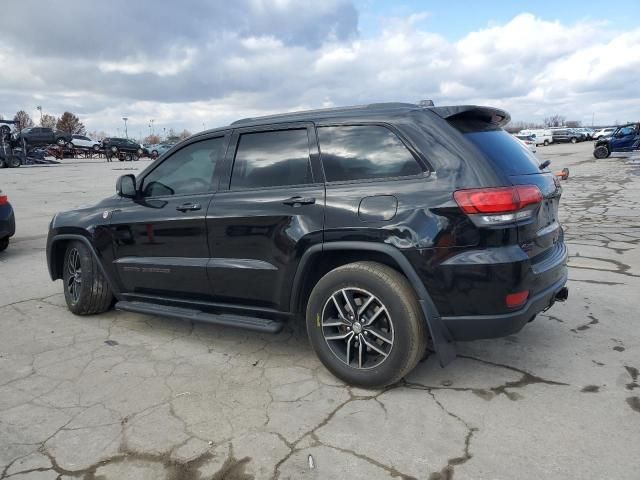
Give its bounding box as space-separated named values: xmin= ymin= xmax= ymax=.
xmin=1 ymin=142 xmax=639 ymax=479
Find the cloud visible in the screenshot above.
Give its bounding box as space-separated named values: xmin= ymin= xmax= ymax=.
xmin=0 ymin=4 xmax=637 ymax=135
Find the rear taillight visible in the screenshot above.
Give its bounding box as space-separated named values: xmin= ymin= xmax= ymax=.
xmin=0 ymin=195 xmax=7 ymax=206
xmin=453 ymin=185 xmax=542 ymax=226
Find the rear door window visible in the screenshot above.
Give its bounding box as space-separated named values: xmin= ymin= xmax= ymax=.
xmin=317 ymin=125 xmax=422 ymax=182
xmin=230 ymin=129 xmax=312 ymax=189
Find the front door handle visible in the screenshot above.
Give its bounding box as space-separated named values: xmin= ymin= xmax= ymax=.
xmin=176 ymin=203 xmax=201 ymax=212
xmin=283 ymin=196 xmax=316 ymax=206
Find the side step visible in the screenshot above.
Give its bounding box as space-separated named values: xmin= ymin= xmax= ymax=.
xmin=115 ymin=301 xmax=284 ymax=333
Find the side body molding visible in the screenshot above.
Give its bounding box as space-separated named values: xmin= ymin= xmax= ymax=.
xmin=291 ymin=241 xmax=457 ymax=366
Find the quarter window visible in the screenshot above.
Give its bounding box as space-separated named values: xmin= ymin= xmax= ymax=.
xmin=230 ymin=129 xmax=312 ymax=189
xmin=317 ymin=125 xmax=422 ymax=182
xmin=142 ymin=137 xmax=226 ymax=197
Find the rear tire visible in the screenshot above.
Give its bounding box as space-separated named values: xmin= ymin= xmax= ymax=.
xmin=8 ymin=156 xmax=20 ymax=168
xmin=62 ymin=241 xmax=113 ymax=315
xmin=306 ymin=261 xmax=427 ymax=388
xmin=56 ymin=138 xmax=66 ymax=146
xmin=570 ymin=137 xmax=577 ymax=144
xmin=0 ymin=237 xmax=8 ymax=252
xmin=543 ymin=139 xmax=549 ymax=146
xmin=593 ymin=145 xmax=610 ymax=159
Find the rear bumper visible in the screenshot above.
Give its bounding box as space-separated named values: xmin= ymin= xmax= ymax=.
xmin=0 ymin=204 xmax=15 ymax=239
xmin=441 ymin=270 xmax=568 ymax=341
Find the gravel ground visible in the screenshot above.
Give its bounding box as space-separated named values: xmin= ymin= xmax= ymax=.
xmin=1 ymin=142 xmax=639 ymax=479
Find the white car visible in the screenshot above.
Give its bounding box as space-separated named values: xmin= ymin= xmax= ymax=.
xmin=592 ymin=127 xmax=616 ymax=140
xmin=514 ymin=134 xmax=537 ymax=153
xmin=519 ymin=129 xmax=553 ymax=146
xmin=69 ymin=134 xmax=101 ymax=151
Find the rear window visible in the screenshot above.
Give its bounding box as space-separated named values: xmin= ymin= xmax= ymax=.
xmin=462 ymin=129 xmax=541 ymax=175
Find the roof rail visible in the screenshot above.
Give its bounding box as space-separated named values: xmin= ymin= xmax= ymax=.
xmin=230 ymin=102 xmax=419 ymax=126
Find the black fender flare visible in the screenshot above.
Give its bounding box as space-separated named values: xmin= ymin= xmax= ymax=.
xmin=291 ymin=241 xmax=456 ymax=366
xmin=48 ymin=234 xmax=122 ymax=298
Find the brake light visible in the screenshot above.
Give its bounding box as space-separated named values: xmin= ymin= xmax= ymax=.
xmin=453 ymin=185 xmax=542 ymax=225
xmin=0 ymin=195 xmax=7 ymax=206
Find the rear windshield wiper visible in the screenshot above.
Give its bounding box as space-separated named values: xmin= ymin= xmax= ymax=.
xmin=539 ymin=159 xmax=551 ymax=170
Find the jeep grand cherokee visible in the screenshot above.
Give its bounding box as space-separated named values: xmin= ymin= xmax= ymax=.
xmin=46 ymin=102 xmax=568 ymax=387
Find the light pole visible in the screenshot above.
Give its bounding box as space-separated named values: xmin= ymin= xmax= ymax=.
xmin=122 ymin=117 xmax=128 ymax=139
xmin=149 ymin=119 xmax=154 ymax=136
xmin=163 ymin=127 xmax=166 ymax=141
xmin=36 ymin=105 xmax=43 ymax=124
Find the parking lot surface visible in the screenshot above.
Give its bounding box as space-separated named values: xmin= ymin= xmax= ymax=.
xmin=1 ymin=143 xmax=639 ymax=479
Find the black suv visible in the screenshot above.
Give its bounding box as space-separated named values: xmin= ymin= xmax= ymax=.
xmin=101 ymin=137 xmax=146 ymax=160
xmin=46 ymin=103 xmax=568 ymax=387
xmin=13 ymin=127 xmax=72 ymax=147
xmin=551 ymin=128 xmax=582 ymax=144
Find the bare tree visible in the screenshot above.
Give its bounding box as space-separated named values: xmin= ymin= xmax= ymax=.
xmin=144 ymin=134 xmax=161 ymax=144
xmin=13 ymin=110 xmax=34 ymax=131
xmin=40 ymin=114 xmax=57 ymax=129
xmin=565 ymin=120 xmax=582 ymax=128
xmin=544 ymin=115 xmax=566 ymax=127
xmin=88 ymin=130 xmax=108 ymax=141
xmin=56 ymin=112 xmax=86 ymax=135
xmin=178 ymin=129 xmax=192 ymax=140
xmin=166 ymin=128 xmax=179 ymax=143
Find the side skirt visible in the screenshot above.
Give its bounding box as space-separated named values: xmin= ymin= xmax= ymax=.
xmin=115 ymin=300 xmax=284 ymax=333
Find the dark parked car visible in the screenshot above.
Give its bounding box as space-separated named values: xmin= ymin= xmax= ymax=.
xmin=46 ymin=102 xmax=568 ymax=387
xmin=0 ymin=190 xmax=15 ymax=252
xmin=12 ymin=127 xmax=72 ymax=147
xmin=593 ymin=123 xmax=640 ymax=158
xmin=101 ymin=137 xmax=146 ymax=161
xmin=551 ymin=128 xmax=582 ymax=143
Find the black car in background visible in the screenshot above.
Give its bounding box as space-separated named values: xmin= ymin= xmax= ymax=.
xmin=551 ymin=128 xmax=582 ymax=143
xmin=46 ymin=102 xmax=568 ymax=387
xmin=13 ymin=127 xmax=72 ymax=147
xmin=0 ymin=190 xmax=15 ymax=252
xmin=101 ymin=137 xmax=146 ymax=161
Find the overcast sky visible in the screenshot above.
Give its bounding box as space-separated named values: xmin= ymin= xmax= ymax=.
xmin=0 ymin=0 xmax=638 ymax=138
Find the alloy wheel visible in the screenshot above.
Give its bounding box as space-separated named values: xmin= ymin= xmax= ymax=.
xmin=321 ymin=287 xmax=394 ymax=369
xmin=66 ymin=248 xmax=82 ymax=303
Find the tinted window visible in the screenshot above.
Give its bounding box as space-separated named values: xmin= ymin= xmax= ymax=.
xmin=142 ymin=137 xmax=226 ymax=197
xmin=231 ymin=129 xmax=312 ymax=189
xmin=462 ymin=129 xmax=540 ymax=175
xmin=317 ymin=125 xmax=421 ymax=182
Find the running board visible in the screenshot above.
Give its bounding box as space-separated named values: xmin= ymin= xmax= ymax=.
xmin=115 ymin=301 xmax=284 ymax=333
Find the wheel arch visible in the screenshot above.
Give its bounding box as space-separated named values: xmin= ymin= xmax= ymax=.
xmin=291 ymin=241 xmax=456 ymax=366
xmin=48 ymin=234 xmax=121 ymax=297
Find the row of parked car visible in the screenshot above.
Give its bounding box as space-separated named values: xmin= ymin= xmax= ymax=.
xmin=515 ymin=126 xmax=621 ymax=148
xmin=7 ymin=127 xmax=176 ymax=161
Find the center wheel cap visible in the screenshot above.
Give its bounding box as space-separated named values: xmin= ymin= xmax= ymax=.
xmin=352 ymin=322 xmax=363 ymax=334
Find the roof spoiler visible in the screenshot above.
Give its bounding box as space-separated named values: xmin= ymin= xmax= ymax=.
xmin=429 ymin=105 xmax=511 ymax=128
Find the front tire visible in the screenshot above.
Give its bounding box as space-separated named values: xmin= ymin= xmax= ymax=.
xmin=56 ymin=138 xmax=66 ymax=146
xmin=570 ymin=137 xmax=577 ymax=144
xmin=306 ymin=261 xmax=427 ymax=388
xmin=62 ymin=241 xmax=113 ymax=315
xmin=593 ymin=145 xmax=610 ymax=159
xmin=8 ymin=156 xmax=21 ymax=168
xmin=0 ymin=237 xmax=8 ymax=252
xmin=543 ymin=139 xmax=549 ymax=146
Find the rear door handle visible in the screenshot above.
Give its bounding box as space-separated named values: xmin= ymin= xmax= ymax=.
xmin=176 ymin=203 xmax=201 ymax=212
xmin=283 ymin=196 xmax=316 ymax=206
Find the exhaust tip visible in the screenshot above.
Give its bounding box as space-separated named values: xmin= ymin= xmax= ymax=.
xmin=555 ymin=287 xmax=569 ymax=302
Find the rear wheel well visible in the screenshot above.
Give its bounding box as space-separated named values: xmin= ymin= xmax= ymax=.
xmin=294 ymin=250 xmax=406 ymax=316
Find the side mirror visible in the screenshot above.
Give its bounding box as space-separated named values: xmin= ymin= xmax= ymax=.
xmin=116 ymin=174 xmax=137 ymax=198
